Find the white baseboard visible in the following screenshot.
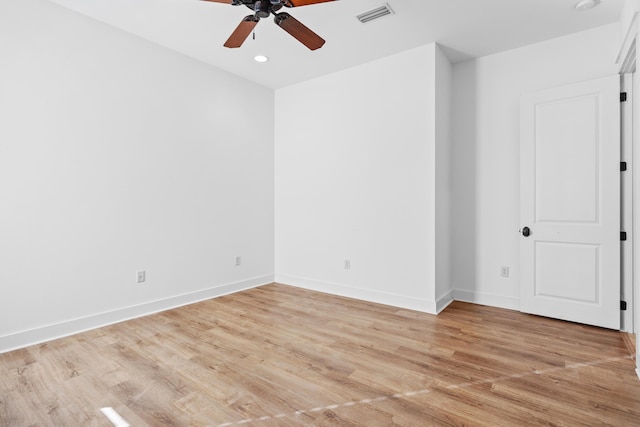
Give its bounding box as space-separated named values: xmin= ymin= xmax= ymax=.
xmin=636 ymin=367 xmax=640 ymax=381
xmin=436 ymin=290 xmax=455 ymax=314
xmin=0 ymin=275 xmax=273 ymax=354
xmin=275 ymin=274 xmax=438 ymax=314
xmin=1 ymin=276 xmax=525 ymax=354
xmin=453 ymin=289 xmax=519 ymax=311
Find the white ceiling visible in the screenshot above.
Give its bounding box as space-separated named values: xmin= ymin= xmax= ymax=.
xmin=49 ymin=0 xmax=624 ymax=89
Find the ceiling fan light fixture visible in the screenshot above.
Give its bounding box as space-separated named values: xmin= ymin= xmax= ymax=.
xmin=575 ymin=0 xmax=599 ymax=11
xmin=254 ymin=55 xmax=269 ymax=62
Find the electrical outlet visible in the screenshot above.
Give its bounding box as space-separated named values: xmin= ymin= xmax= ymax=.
xmin=235 ymin=256 xmax=241 ymax=266
xmin=500 ymin=266 xmax=509 ymax=278
xmin=344 ymin=259 xmax=351 ymax=270
xmin=137 ymin=270 xmax=146 ymax=283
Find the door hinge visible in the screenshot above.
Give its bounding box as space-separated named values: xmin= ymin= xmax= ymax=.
xmin=621 ymin=162 xmax=627 ymax=171
xmin=621 ymin=231 xmax=627 ymax=241
xmin=621 ymin=92 xmax=628 ymax=102
xmin=621 ymin=301 xmax=627 ymax=311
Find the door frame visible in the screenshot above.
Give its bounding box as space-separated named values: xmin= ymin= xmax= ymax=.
xmin=621 ymin=73 xmax=634 ymax=334
xmin=617 ymin=11 xmax=639 ymax=378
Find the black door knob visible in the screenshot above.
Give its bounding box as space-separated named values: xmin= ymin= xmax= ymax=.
xmin=522 ymin=226 xmax=531 ymax=237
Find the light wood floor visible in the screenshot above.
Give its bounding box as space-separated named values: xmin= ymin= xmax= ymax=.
xmin=2 ymin=283 xmax=640 ymax=426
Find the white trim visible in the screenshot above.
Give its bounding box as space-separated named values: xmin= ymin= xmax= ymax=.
xmin=275 ymin=274 xmax=438 ymax=314
xmin=621 ymin=40 xmax=637 ymax=75
xmin=617 ymin=9 xmax=640 ymax=378
xmin=436 ymin=290 xmax=454 ymax=314
xmin=0 ymin=275 xmax=273 ymax=354
xmin=453 ymin=289 xmax=520 ymax=311
xmin=634 ymin=60 xmax=640 ymax=378
xmin=621 ymin=73 xmax=635 ymax=333
xmin=617 ymin=12 xmax=640 ymax=69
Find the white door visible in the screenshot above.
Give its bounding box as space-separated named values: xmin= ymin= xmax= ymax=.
xmin=520 ymin=75 xmax=620 ymax=330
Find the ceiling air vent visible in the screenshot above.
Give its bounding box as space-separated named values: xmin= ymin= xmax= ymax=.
xmin=357 ymin=3 xmax=395 ymax=24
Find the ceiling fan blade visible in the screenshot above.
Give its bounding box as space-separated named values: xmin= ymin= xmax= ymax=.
xmin=201 ymin=0 xmax=234 ymax=3
xmin=224 ymin=15 xmax=259 ymax=48
xmin=274 ymin=12 xmax=325 ymax=50
xmin=284 ymin=0 xmax=336 ymax=7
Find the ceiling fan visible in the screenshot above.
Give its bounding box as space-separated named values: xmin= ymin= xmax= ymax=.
xmin=202 ymin=0 xmax=336 ymax=50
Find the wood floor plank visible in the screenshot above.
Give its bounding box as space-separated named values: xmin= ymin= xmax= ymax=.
xmin=2 ymin=283 xmax=640 ymax=426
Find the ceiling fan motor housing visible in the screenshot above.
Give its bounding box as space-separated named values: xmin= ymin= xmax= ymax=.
xmin=249 ymin=1 xmax=282 ymax=18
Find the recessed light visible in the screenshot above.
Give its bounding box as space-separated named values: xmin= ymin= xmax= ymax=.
xmin=575 ymin=0 xmax=599 ymax=11
xmin=254 ymin=55 xmax=269 ymax=63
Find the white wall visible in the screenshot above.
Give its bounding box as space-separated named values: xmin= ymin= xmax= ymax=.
xmin=451 ymin=23 xmax=621 ymax=309
xmin=275 ymin=43 xmax=452 ymax=313
xmin=0 ymin=0 xmax=275 ymax=352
